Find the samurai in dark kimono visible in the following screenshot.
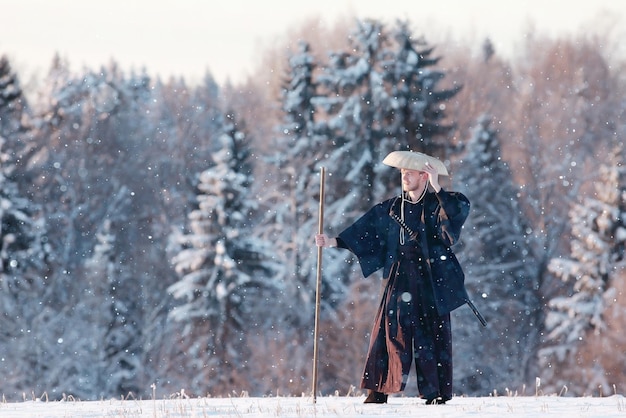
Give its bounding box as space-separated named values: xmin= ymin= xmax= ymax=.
xmin=315 ymin=151 xmax=484 ymax=405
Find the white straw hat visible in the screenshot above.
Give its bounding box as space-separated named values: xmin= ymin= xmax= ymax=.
xmin=382 ymin=151 xmax=449 ymax=176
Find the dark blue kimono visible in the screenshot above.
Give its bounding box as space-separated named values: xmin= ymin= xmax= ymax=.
xmin=337 ymin=189 xmax=472 ymax=399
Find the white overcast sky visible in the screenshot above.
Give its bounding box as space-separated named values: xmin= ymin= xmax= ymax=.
xmin=2 ymin=0 xmax=625 ymax=85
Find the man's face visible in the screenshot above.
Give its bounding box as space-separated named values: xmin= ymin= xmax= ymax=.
xmin=400 ymin=168 xmax=427 ymax=192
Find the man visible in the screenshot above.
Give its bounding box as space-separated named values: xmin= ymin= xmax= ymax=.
xmin=315 ymin=150 xmax=483 ymax=405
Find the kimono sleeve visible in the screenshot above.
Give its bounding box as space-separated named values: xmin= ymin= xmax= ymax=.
xmin=337 ymin=203 xmax=390 ymax=278
xmin=433 ymin=190 xmax=470 ymax=247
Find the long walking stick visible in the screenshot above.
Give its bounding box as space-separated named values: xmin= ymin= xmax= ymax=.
xmin=312 ymin=166 xmax=325 ymax=403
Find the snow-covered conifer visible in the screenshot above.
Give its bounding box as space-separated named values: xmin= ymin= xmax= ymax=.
xmin=540 ymin=146 xmax=626 ymax=394
xmin=0 ymin=60 xmax=50 ymax=396
xmin=0 ymin=55 xmax=26 ymax=137
xmin=168 ymin=112 xmax=280 ymax=395
xmin=453 ymin=115 xmax=539 ymax=394
xmin=263 ymin=41 xmax=328 ymax=327
xmin=385 ymin=21 xmax=461 ymax=150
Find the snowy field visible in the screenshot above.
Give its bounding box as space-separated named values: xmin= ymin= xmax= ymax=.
xmin=2 ymin=395 xmax=626 ymax=418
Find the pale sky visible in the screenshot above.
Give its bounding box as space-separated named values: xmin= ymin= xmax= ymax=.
xmin=2 ymin=0 xmax=625 ymax=85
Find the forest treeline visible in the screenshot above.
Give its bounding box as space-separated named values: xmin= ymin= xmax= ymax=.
xmin=1 ymin=17 xmax=626 ymax=400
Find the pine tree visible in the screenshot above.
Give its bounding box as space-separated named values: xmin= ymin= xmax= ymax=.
xmin=0 ymin=134 xmax=51 ymax=396
xmin=168 ymin=112 xmax=280 ymax=395
xmin=314 ymin=19 xmax=461 ymax=227
xmin=270 ymin=40 xmax=322 ymax=323
xmin=540 ymin=146 xmax=626 ymax=395
xmin=89 ymin=212 xmax=142 ymax=397
xmin=453 ymin=115 xmax=539 ymax=394
xmin=372 ymin=21 xmax=462 ymax=196
xmin=0 ymin=55 xmax=39 ymax=190
xmin=0 ymin=55 xmax=26 ymax=137
xmin=0 ymin=56 xmax=52 ymax=398
xmin=306 ymin=20 xmax=399 ymax=321
xmin=385 ymin=21 xmax=461 ymax=149
xmin=315 ymin=19 xmax=389 ymax=213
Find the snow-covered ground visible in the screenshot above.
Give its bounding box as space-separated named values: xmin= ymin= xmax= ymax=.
xmin=1 ymin=395 xmax=625 ymax=418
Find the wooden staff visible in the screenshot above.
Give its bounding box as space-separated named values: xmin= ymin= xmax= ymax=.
xmin=312 ymin=166 xmax=325 ymax=403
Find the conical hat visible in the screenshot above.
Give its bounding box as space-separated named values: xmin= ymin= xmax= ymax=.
xmin=382 ymin=151 xmax=449 ymax=176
